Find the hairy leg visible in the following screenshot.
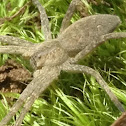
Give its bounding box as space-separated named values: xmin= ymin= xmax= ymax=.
xmin=60 ymin=0 xmax=81 ymax=33
xmin=0 ymin=46 xmax=33 ymax=56
xmin=0 ymin=66 xmax=60 ymax=126
xmin=14 ymin=67 xmax=60 ymax=126
xmin=32 ymin=0 xmax=52 ymax=40
xmin=70 ymin=43 xmax=97 ymax=63
xmin=0 ymin=69 xmax=46 ymax=125
xmin=0 ymin=36 xmax=34 ymax=46
xmin=62 ymin=63 xmax=125 ymax=112
xmin=71 ymin=32 xmax=126 ymax=63
xmin=101 ymin=32 xmax=126 ymax=41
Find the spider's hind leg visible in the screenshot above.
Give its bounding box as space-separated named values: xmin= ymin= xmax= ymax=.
xmin=62 ymin=63 xmax=125 ymax=112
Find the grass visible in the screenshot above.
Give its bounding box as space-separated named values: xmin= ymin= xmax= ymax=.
xmin=0 ymin=0 xmax=126 ymax=125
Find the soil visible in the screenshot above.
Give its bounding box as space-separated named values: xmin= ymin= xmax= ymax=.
xmin=0 ymin=59 xmax=31 ymax=93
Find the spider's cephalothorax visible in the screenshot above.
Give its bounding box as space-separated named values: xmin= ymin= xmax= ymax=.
xmin=30 ymin=40 xmax=69 ymax=69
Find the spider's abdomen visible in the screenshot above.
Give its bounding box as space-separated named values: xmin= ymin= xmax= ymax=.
xmin=58 ymin=14 xmax=121 ymax=57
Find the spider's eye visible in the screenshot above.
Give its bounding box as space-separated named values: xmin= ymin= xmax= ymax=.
xmin=38 ymin=56 xmax=41 ymax=59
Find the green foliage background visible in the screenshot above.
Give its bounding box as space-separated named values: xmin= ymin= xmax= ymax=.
xmin=0 ymin=0 xmax=126 ymax=125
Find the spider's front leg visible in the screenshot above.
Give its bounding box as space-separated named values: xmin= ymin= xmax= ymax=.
xmin=0 ymin=66 xmax=60 ymax=126
xmin=62 ymin=62 xmax=125 ymax=112
xmin=0 ymin=69 xmax=43 ymax=125
xmin=0 ymin=45 xmax=34 ymax=56
xmin=0 ymin=35 xmax=34 ymax=46
xmin=0 ymin=35 xmax=36 ymax=57
xmin=13 ymin=66 xmax=60 ymax=126
xmin=0 ymin=41 xmax=38 ymax=58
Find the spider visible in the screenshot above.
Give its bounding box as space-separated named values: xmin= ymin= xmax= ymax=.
xmin=0 ymin=0 xmax=126 ymax=125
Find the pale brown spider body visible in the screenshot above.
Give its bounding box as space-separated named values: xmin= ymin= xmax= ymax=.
xmin=0 ymin=0 xmax=126 ymax=126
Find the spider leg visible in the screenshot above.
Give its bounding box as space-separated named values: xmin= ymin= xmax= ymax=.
xmin=32 ymin=0 xmax=52 ymax=40
xmin=0 ymin=66 xmax=60 ymax=126
xmin=0 ymin=36 xmax=34 ymax=46
xmin=14 ymin=66 xmax=60 ymax=126
xmin=71 ymin=32 xmax=126 ymax=63
xmin=62 ymin=63 xmax=125 ymax=112
xmin=0 ymin=46 xmax=30 ymax=55
xmin=0 ymin=70 xmax=42 ymax=125
xmin=0 ymin=45 xmax=36 ymax=58
xmin=60 ymin=0 xmax=81 ymax=33
xmin=101 ymin=32 xmax=126 ymax=41
xmin=70 ymin=43 xmax=97 ymax=63
xmin=0 ymin=80 xmax=35 ymax=125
